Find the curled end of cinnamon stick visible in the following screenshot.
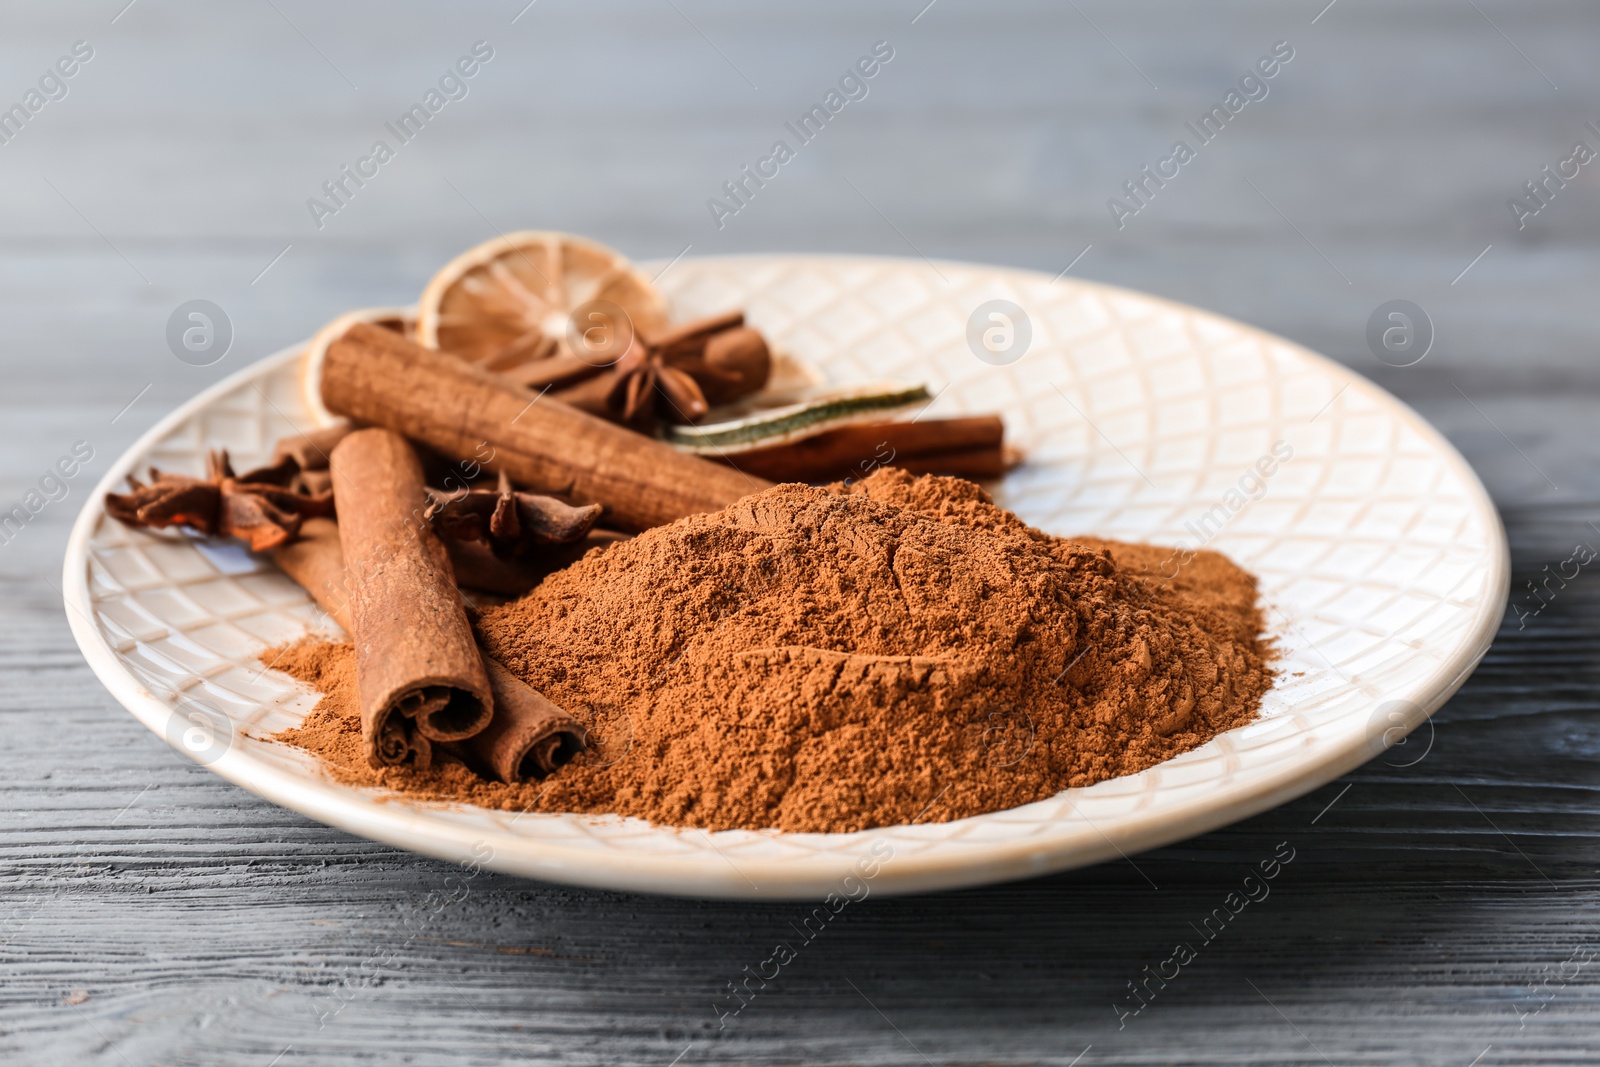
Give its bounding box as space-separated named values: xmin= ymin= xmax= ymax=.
xmin=455 ymin=658 xmax=587 ymax=783
xmin=515 ymin=727 xmax=587 ymax=781
xmin=396 ymin=683 xmax=493 ymax=742
xmin=372 ymin=707 xmax=433 ymax=770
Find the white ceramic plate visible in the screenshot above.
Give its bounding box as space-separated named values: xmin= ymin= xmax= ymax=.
xmin=64 ymin=255 xmax=1508 ymax=900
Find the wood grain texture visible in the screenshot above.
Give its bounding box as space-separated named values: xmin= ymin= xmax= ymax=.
xmin=3 ymin=1 xmax=1598 ymax=1064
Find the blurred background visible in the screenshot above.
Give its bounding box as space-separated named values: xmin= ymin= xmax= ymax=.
xmin=4 ymin=2 xmax=1598 ymax=1064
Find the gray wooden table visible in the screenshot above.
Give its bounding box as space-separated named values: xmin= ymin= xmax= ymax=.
xmin=3 ymin=2 xmax=1597 ymax=1063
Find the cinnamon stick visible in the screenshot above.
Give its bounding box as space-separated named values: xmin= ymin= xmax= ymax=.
xmin=272 ymin=515 xmax=588 ymax=781
xmin=329 ymin=429 xmax=493 ymax=767
xmin=504 ymin=351 xmax=606 ymax=392
xmin=272 ymin=516 xmax=354 ymax=631
xmin=457 ymin=659 xmax=588 ymax=783
xmin=319 ymin=322 xmax=769 ymax=531
xmin=890 ymin=445 xmax=1010 ymax=480
xmin=715 ymin=416 xmax=1009 ymax=483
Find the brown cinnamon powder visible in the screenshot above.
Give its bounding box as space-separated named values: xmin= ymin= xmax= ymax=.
xmin=271 ymin=470 xmax=1272 ymax=832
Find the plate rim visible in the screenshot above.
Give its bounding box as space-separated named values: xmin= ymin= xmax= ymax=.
xmin=63 ymin=253 xmax=1511 ymax=899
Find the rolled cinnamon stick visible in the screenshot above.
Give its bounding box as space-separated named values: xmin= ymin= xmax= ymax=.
xmin=320 ymin=322 xmax=770 ymax=531
xmin=272 ymin=516 xmax=354 ymax=632
xmin=890 ymin=445 xmax=1011 ymax=480
xmin=272 ymin=515 xmax=588 ymax=781
xmin=715 ymin=416 xmax=1009 ymax=483
xmin=330 ymin=429 xmax=493 ymax=768
xmin=506 ymin=351 xmax=607 ymax=392
xmin=461 ymin=659 xmax=588 ymax=783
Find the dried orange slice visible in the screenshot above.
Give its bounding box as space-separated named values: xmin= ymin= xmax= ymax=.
xmin=417 ymin=231 xmax=667 ymax=376
xmin=300 ymin=307 xmax=415 ymax=426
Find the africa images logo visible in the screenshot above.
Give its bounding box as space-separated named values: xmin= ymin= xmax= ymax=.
xmin=1106 ymin=40 xmax=1294 ymax=230
xmin=306 ymin=41 xmax=495 ymax=230
xmin=0 ymin=40 xmax=94 ymax=147
xmin=706 ymin=41 xmax=895 ymax=229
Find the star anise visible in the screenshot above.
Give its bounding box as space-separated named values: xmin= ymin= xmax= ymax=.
xmin=105 ymin=449 xmax=334 ymax=552
xmin=518 ymin=310 xmax=772 ymax=429
xmin=426 ymin=470 xmax=603 ymax=560
xmin=606 ymin=310 xmax=771 ymax=425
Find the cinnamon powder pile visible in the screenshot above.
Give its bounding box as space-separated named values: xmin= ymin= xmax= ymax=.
xmin=273 ymin=470 xmax=1272 ymax=833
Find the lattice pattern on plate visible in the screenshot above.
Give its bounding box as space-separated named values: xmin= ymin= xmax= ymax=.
xmin=63 ymin=256 xmax=1506 ymax=899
